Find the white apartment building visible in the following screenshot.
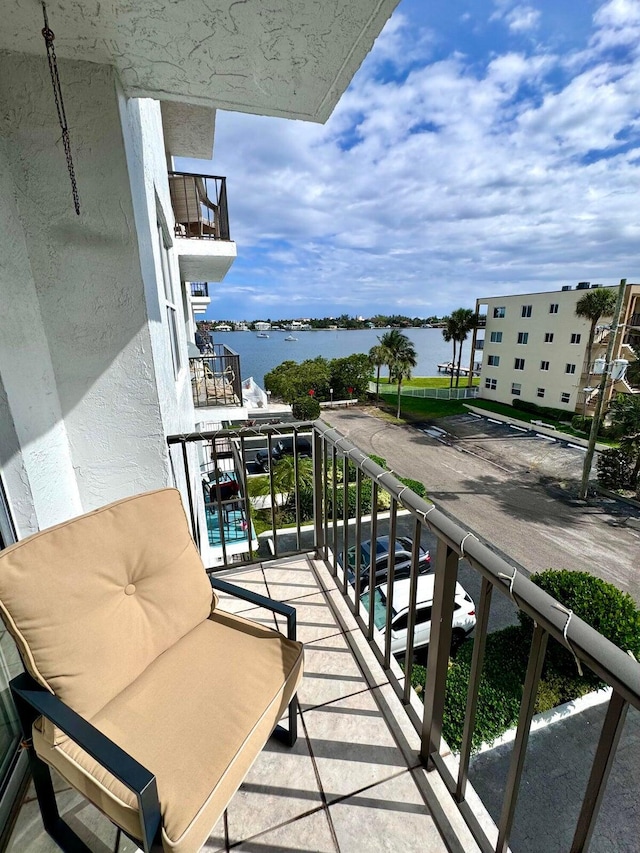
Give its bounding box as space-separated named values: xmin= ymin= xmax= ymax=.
xmin=0 ymin=0 xmax=398 ymax=837
xmin=471 ymin=283 xmax=640 ymax=414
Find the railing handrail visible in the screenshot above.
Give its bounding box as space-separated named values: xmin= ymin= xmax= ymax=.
xmin=167 ymin=418 xmax=640 ymax=851
xmin=168 ymin=170 xmax=227 ymax=182
xmin=167 ymin=419 xmax=640 ymax=709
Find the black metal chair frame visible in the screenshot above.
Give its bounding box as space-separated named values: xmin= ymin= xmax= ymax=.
xmin=10 ymin=577 xmax=298 ymax=853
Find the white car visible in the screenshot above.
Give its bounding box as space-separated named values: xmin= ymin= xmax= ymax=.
xmin=361 ymin=574 xmax=476 ymax=656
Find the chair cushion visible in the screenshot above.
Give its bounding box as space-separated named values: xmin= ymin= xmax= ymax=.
xmin=32 ymin=609 xmax=303 ymax=853
xmin=0 ymin=489 xmax=213 ymax=721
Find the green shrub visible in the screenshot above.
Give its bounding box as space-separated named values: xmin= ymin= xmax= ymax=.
xmin=368 ymin=454 xmax=387 ymax=469
xmin=571 ymin=414 xmax=591 ymax=433
xmin=512 ymin=398 xmax=569 ymax=422
xmin=292 ymin=395 xmax=321 ymax=420
xmin=442 ymin=626 xmax=529 ymax=752
xmin=520 ymin=570 xmax=640 ymax=688
xmin=398 ymin=476 xmax=427 ymax=499
xmin=597 ymin=447 xmax=635 ymax=490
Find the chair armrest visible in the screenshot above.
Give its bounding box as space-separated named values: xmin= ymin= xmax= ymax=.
xmin=208 ymin=576 xmax=297 ymax=641
xmin=10 ymin=671 xmax=161 ymax=851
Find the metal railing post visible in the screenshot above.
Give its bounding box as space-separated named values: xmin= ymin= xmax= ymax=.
xmin=496 ymin=622 xmax=549 ymax=853
xmin=313 ymin=428 xmax=324 ymax=559
xmin=420 ymin=540 xmax=458 ymax=765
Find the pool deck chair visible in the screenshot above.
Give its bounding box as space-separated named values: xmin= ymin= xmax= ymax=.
xmin=0 ymin=488 xmax=303 ymax=853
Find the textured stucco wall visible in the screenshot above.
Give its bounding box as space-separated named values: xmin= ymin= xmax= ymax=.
xmin=2 ymin=1 xmax=399 ymax=122
xmin=119 ymin=94 xmax=195 ymax=441
xmin=0 ymin=139 xmax=82 ymax=533
xmin=0 ymin=52 xmax=184 ymax=524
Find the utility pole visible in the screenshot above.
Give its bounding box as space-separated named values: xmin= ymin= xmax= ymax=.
xmin=579 ymin=278 xmax=627 ymax=500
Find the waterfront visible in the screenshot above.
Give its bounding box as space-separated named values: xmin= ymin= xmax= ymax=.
xmin=212 ymin=327 xmax=475 ymax=386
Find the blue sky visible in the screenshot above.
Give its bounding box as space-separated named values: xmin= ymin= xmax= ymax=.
xmin=181 ymin=0 xmax=640 ymax=321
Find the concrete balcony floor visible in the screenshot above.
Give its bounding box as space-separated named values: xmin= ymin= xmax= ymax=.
xmin=8 ymin=555 xmax=468 ymax=853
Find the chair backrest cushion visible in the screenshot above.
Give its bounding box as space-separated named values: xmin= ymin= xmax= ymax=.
xmin=0 ymin=489 xmax=213 ymax=720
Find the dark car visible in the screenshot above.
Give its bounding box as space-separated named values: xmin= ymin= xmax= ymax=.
xmin=338 ymin=535 xmax=431 ymax=591
xmin=255 ymin=435 xmax=312 ymax=472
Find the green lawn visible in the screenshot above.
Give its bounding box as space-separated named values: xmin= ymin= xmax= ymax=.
xmin=377 ymin=393 xmax=470 ymax=419
xmin=377 ymin=375 xmax=479 ymax=389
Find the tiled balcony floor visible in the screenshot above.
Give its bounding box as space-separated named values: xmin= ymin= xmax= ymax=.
xmin=7 ymin=555 xmax=465 ymax=853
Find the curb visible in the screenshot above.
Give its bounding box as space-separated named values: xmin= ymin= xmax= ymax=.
xmin=463 ymin=404 xmax=610 ymax=451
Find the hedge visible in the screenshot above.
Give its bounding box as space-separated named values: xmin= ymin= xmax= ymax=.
xmin=512 ymin=397 xmax=571 ymax=422
xmin=409 ymin=570 xmax=640 ymax=752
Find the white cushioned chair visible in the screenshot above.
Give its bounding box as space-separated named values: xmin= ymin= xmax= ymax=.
xmin=0 ymin=488 xmax=303 ymax=852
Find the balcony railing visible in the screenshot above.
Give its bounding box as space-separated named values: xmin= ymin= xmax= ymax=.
xmin=189 ymin=344 xmax=242 ymax=408
xmin=475 ymin=315 xmax=487 ymax=327
xmin=190 ymin=282 xmax=209 ymax=298
xmin=168 ymin=171 xmax=230 ymax=241
xmin=167 ymin=421 xmax=640 ymax=853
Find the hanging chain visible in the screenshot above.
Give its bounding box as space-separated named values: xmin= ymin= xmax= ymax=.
xmin=41 ymin=3 xmax=80 ymax=215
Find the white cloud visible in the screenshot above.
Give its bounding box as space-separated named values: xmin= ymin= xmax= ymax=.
xmin=203 ymin=2 xmax=640 ymax=319
xmin=490 ymin=2 xmax=541 ymax=34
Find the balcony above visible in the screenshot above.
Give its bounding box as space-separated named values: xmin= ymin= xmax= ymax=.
xmin=169 ymin=173 xmax=237 ymax=282
xmin=190 ymin=346 xmax=242 ymax=409
xmin=190 ymin=282 xmax=211 ymax=315
xmin=3 ymin=1 xmax=400 ymax=122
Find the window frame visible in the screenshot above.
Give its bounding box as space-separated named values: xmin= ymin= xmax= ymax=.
xmin=514 ymin=357 xmax=525 ymax=371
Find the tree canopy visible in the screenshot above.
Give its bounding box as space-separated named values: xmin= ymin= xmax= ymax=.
xmin=264 ymin=353 xmax=372 ymax=403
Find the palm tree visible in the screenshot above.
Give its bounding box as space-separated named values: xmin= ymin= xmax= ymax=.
xmin=378 ymin=329 xmax=407 ymax=381
xmin=368 ymin=344 xmax=386 ymax=400
xmin=382 ymin=331 xmax=417 ymax=419
xmin=575 ymin=288 xmax=617 ymax=378
xmin=451 ymin=308 xmax=476 ymax=387
xmin=441 ymin=316 xmax=457 ymax=390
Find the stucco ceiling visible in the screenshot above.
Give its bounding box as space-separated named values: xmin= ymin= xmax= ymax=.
xmin=2 ymin=0 xmax=399 ymax=122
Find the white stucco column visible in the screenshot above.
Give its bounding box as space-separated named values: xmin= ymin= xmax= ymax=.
xmin=0 ymin=143 xmax=82 ymax=533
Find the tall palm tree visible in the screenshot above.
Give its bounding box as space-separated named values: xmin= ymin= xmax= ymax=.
xmin=368 ymin=344 xmax=386 ymax=400
xmin=441 ymin=316 xmax=457 ymax=390
xmin=451 ymin=308 xmax=476 ymax=387
xmin=381 ymin=331 xmax=417 ymax=419
xmin=575 ymin=288 xmax=617 ymax=378
xmin=379 ymin=329 xmax=407 ymax=381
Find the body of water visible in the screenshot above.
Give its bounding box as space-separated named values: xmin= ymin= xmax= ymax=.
xmin=212 ymin=328 xmax=476 ymax=387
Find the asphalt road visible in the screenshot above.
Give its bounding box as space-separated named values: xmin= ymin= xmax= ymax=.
xmin=320 ymin=408 xmax=640 ymax=603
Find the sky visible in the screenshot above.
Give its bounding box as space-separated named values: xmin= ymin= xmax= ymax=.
xmin=181 ymin=0 xmax=640 ymax=321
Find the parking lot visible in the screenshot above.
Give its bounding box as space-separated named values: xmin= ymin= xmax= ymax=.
xmin=321 ymin=408 xmax=640 ymax=603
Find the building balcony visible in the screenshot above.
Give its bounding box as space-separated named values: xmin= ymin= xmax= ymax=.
xmin=190 ymin=345 xmax=242 ymax=409
xmin=169 ymin=172 xmax=237 ymax=282
xmin=475 ymin=315 xmax=487 ymax=328
xmin=8 ymin=421 xmax=640 ymax=852
xmin=190 ymin=282 xmax=211 ymax=314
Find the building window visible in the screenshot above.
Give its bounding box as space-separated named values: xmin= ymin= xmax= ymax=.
xmin=521 ymin=305 xmax=532 ymax=318
xmin=487 ymin=355 xmax=500 ymax=366
xmin=537 ymin=388 xmax=545 ymax=398
xmin=544 ymin=332 xmax=554 ymax=343
xmin=570 ymin=333 xmax=582 ymax=344
xmin=566 ymin=363 xmax=576 ymax=374
xmin=511 ymin=382 xmax=521 ymax=396
xmin=493 ymin=306 xmax=506 ymax=318
xmin=540 ymin=360 xmax=550 ymax=371
xmin=485 ymin=377 xmax=497 ymax=390
xmin=514 ymin=358 xmax=525 ymax=370
xmin=517 ymin=332 xmax=529 ymax=344
xmin=561 ymin=392 xmax=571 ymax=404
xmin=157 ymin=221 xmax=181 ymax=379
xmin=549 ymin=303 xmax=559 ymax=314
xmin=490 ymin=331 xmax=503 ymax=343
